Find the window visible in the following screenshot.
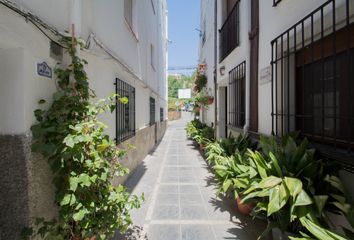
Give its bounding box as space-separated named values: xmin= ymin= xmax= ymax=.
xmin=220 ymin=0 xmax=240 ymax=61
xmin=273 ymin=0 xmax=282 ymax=7
xmin=160 ymin=107 xmax=164 ymax=122
xmin=271 ymin=0 xmax=354 ymax=167
xmin=151 ymin=44 xmax=155 ymax=70
xmin=229 ymin=61 xmax=246 ymax=129
xmin=124 ymin=0 xmax=133 ymax=28
xmin=115 ymin=78 xmax=135 ymax=143
xmin=150 ymin=97 xmax=156 ymax=125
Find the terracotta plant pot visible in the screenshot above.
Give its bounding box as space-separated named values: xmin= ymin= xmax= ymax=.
xmin=236 ymin=196 xmax=254 ymax=215
xmin=207 ymin=97 xmax=214 ymax=105
xmin=200 ymin=143 xmax=205 ymax=151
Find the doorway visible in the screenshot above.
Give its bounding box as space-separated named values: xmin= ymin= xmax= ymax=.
xmin=219 ymin=86 xmax=228 ymax=138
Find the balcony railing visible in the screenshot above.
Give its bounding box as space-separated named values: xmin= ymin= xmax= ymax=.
xmin=219 ymin=0 xmax=240 ymax=62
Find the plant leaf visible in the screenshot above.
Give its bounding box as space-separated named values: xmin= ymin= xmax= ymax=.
xmin=258 ymin=176 xmax=282 ymax=189
xmin=284 ymin=177 xmax=303 ymax=198
xmin=294 ymin=190 xmax=313 ymax=206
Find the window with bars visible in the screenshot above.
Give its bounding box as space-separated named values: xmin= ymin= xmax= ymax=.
xmin=229 ymin=61 xmax=246 ymax=129
xmin=150 ymin=97 xmax=156 ymax=125
xmin=115 ymin=78 xmax=135 ymax=143
xmin=160 ymin=108 xmax=164 ymax=122
xmin=273 ymin=0 xmax=282 ymax=7
xmin=271 ymin=0 xmax=354 ymax=167
xmin=219 ymin=0 xmax=240 ymax=62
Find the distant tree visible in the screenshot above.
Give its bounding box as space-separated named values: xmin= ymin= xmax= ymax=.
xmin=168 ymin=71 xmax=196 ymax=98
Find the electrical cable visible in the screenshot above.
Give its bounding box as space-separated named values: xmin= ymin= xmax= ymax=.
xmin=0 ymin=0 xmax=68 ymax=49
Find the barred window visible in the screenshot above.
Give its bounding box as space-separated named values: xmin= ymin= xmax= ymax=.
xmin=271 ymin=0 xmax=354 ymax=167
xmin=115 ymin=78 xmax=135 ymax=143
xmin=229 ymin=61 xmax=246 ymax=129
xmin=150 ymin=97 xmax=156 ymax=125
xmin=160 ymin=107 xmax=164 ymax=122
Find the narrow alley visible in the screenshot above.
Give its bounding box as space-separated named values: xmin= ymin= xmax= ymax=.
xmin=116 ymin=112 xmax=265 ymax=240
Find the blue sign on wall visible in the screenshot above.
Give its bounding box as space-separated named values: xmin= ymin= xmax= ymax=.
xmin=37 ymin=62 xmax=52 ymax=78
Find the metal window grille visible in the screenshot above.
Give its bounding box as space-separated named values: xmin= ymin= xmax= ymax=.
xmin=150 ymin=97 xmax=156 ymax=125
xmin=160 ymin=107 xmax=164 ymax=122
xmin=115 ymin=78 xmax=135 ymax=143
xmin=273 ymin=0 xmax=282 ymax=7
xmin=229 ymin=61 xmax=246 ymax=129
xmin=219 ymin=0 xmax=240 ymax=62
xmin=271 ymin=0 xmax=354 ymax=167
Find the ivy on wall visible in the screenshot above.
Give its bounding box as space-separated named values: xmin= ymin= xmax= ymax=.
xmin=24 ymin=37 xmax=143 ymax=240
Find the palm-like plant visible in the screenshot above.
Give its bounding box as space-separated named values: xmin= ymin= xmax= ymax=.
xmin=243 ymin=135 xmax=352 ymax=239
xmin=213 ymin=153 xmax=259 ymax=198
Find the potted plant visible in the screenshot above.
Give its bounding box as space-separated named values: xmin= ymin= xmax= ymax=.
xmin=242 ymin=135 xmax=352 ymax=239
xmin=194 ymin=73 xmax=207 ymax=93
xmin=213 ymin=153 xmax=259 ymax=215
xmin=207 ymin=96 xmax=214 ymax=105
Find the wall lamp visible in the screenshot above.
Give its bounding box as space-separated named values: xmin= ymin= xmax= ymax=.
xmin=219 ymin=66 xmax=226 ymax=76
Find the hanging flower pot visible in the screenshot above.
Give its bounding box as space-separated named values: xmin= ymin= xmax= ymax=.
xmin=207 ymin=97 xmax=214 ymax=105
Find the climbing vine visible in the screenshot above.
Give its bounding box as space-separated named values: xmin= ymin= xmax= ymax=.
xmin=26 ymin=37 xmax=143 ymax=240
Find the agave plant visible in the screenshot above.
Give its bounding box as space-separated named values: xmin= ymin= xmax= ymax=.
xmin=243 ymin=135 xmax=352 ymax=239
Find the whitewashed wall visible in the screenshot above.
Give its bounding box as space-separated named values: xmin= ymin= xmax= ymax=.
xmin=258 ymin=0 xmax=331 ymax=135
xmin=216 ymin=0 xmax=251 ymax=135
xmin=0 ymin=0 xmax=168 ymax=135
xmin=199 ymin=0 xmax=216 ymax=127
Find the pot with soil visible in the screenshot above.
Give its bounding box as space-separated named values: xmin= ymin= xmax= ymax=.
xmin=236 ymin=196 xmax=254 ymax=215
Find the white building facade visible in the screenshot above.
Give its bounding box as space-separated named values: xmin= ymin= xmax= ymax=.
xmin=0 ymin=0 xmax=168 ymax=239
xmin=200 ymin=0 xmax=354 ymax=205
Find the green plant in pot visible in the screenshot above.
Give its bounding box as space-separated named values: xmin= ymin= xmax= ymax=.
xmin=194 ymin=126 xmax=214 ymax=151
xmin=213 ymin=152 xmax=260 ymax=215
xmin=205 ymin=141 xmax=227 ymax=165
xmin=219 ymin=134 xmax=256 ymax=156
xmin=243 ymin=135 xmax=351 ymax=239
xmin=194 ymin=73 xmax=207 ymax=93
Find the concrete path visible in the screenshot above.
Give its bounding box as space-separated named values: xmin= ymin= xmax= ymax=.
xmin=115 ymin=112 xmax=265 ymax=240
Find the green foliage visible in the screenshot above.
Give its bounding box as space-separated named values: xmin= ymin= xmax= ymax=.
xmin=27 ymin=37 xmax=143 ymax=240
xmin=185 ymin=120 xmax=214 ymax=145
xmin=168 ymin=74 xmax=194 ymax=98
xmin=219 ymin=134 xmax=256 ymax=156
xmin=201 ymin=130 xmax=353 ymax=240
xmin=193 ymin=72 xmax=207 ymax=93
xmin=243 ymin=135 xmax=352 ymax=239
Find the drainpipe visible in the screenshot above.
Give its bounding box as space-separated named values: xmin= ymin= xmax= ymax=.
xmin=213 ymin=0 xmax=218 ymax=139
xmin=244 ymin=0 xmax=251 ymax=135
xmin=70 ymin=0 xmax=82 ymax=41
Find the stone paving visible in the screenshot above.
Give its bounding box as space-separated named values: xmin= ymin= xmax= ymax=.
xmin=115 ymin=112 xmax=265 ymax=240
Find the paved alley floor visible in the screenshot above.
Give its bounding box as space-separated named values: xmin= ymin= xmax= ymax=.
xmin=115 ymin=112 xmax=265 ymax=240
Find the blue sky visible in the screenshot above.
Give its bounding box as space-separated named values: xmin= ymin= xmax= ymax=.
xmin=167 ymin=0 xmax=201 ymax=76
